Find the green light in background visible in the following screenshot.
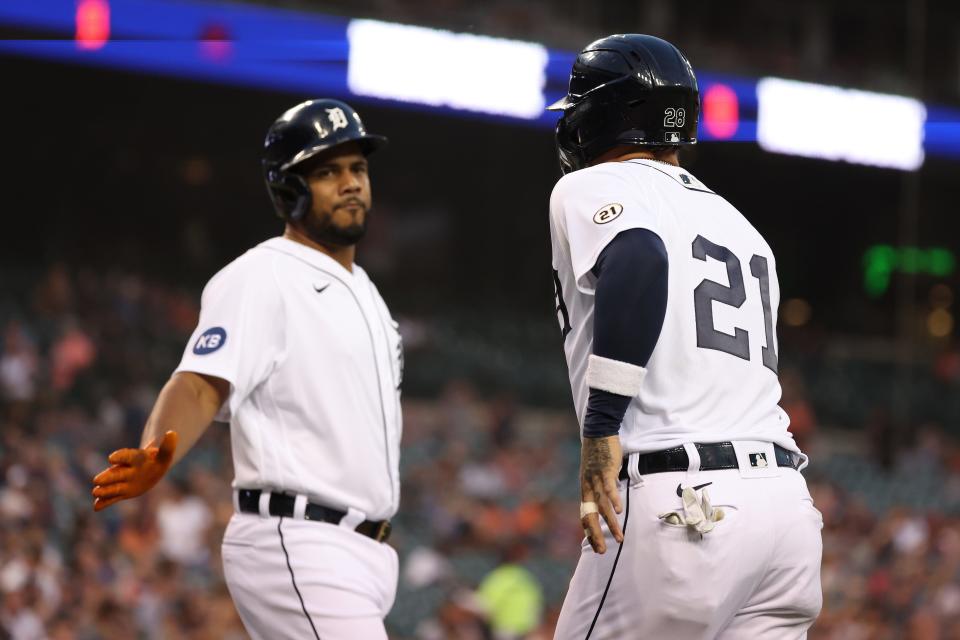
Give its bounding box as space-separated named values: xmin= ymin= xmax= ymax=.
xmin=864 ymin=245 xmax=897 ymax=297
xmin=863 ymin=245 xmax=955 ymax=297
xmin=928 ymin=249 xmax=955 ymax=276
xmin=899 ymin=247 xmax=924 ymax=274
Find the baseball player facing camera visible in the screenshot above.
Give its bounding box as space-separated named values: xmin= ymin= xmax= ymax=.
xmin=548 ymin=35 xmax=823 ymax=639
xmin=92 ymin=99 xmax=403 ymax=639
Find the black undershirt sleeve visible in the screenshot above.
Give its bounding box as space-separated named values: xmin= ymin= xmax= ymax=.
xmin=582 ymin=228 xmax=669 ymax=439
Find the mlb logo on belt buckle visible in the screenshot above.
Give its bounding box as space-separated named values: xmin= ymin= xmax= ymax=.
xmin=749 ymin=452 xmax=768 ymax=468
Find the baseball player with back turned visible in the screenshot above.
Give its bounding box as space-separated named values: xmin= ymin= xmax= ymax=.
xmin=547 ymin=35 xmax=823 ymax=639
xmin=91 ymin=99 xmax=403 ymax=639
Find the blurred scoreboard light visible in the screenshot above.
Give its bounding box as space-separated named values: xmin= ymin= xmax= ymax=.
xmin=347 ymin=19 xmax=548 ymax=119
xmin=3 ymin=0 xmax=958 ymax=159
xmin=199 ymin=22 xmax=232 ymax=62
xmin=924 ymin=106 xmax=960 ymax=159
xmin=702 ymin=83 xmax=740 ymax=139
xmin=863 ymin=245 xmax=956 ymax=297
xmin=757 ymin=77 xmax=926 ymax=170
xmin=75 ymin=0 xmax=109 ymax=51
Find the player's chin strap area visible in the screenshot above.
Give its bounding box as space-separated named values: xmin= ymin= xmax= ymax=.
xmin=658 ymin=485 xmax=725 ymax=535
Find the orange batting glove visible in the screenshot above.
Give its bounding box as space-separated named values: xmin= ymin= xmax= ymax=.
xmin=91 ymin=431 xmax=178 ymax=512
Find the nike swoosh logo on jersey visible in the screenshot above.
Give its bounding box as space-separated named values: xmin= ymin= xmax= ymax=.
xmin=313 ymin=284 xmax=330 ymax=293
xmin=676 ymin=482 xmax=713 ymax=497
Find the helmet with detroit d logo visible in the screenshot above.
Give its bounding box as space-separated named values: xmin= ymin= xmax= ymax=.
xmin=547 ymin=34 xmax=699 ymax=174
xmin=262 ymin=99 xmax=388 ymax=221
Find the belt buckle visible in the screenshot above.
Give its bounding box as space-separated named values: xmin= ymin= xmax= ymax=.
xmin=375 ymin=520 xmax=392 ymax=543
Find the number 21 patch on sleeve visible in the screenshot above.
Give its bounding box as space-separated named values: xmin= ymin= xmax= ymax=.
xmin=593 ymin=203 xmax=624 ymax=224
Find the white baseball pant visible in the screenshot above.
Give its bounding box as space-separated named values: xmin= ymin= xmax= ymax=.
xmin=221 ymin=510 xmax=398 ymax=640
xmin=555 ymin=441 xmax=823 ymax=640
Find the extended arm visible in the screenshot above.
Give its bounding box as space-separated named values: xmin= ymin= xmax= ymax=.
xmin=92 ymin=371 xmax=229 ymax=511
xmin=140 ymin=371 xmax=229 ymax=464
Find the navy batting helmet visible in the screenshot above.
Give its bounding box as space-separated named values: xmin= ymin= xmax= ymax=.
xmin=547 ymin=34 xmax=699 ymax=174
xmin=263 ymin=99 xmax=387 ymax=221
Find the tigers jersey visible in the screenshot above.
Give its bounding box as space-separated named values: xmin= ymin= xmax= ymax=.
xmin=549 ymin=158 xmax=801 ymax=457
xmin=175 ymin=237 xmax=404 ymax=519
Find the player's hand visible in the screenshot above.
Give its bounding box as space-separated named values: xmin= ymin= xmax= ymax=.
xmin=91 ymin=431 xmax=178 ymax=512
xmin=579 ymin=434 xmax=624 ymax=554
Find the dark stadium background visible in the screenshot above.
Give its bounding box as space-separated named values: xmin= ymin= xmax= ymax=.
xmin=6 ymin=57 xmax=957 ymax=332
xmin=2 ymin=0 xmax=960 ymax=637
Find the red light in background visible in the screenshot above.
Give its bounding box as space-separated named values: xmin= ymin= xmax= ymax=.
xmin=200 ymin=23 xmax=233 ymax=62
xmin=703 ymin=83 xmax=739 ymax=139
xmin=75 ymin=0 xmax=110 ymax=51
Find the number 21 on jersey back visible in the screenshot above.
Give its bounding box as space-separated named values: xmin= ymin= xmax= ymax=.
xmin=691 ymin=235 xmax=779 ymax=373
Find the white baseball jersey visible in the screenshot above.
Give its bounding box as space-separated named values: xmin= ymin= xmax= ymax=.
xmin=549 ymin=158 xmax=800 ymax=456
xmin=176 ymin=236 xmax=403 ymax=520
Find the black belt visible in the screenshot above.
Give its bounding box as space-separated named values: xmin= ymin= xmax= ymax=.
xmin=237 ymin=489 xmax=392 ymax=543
xmin=618 ymin=442 xmax=802 ymax=480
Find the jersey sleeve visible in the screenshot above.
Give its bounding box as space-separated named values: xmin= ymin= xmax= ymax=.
xmin=550 ymin=166 xmax=662 ymax=294
xmin=174 ymin=254 xmax=285 ymax=421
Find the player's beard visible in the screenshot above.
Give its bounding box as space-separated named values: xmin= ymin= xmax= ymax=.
xmin=302 ymin=203 xmax=369 ymax=247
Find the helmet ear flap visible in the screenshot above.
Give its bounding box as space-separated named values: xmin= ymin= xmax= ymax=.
xmin=554 ymin=100 xmax=609 ymax=174
xmin=266 ymin=170 xmax=312 ymax=221
xmin=555 ymin=113 xmax=588 ymax=175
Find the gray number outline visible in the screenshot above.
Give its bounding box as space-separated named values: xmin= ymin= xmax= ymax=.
xmin=553 ymin=269 xmax=572 ymax=340
xmin=692 ymin=235 xmax=750 ymax=360
xmin=749 ymin=255 xmax=779 ymax=373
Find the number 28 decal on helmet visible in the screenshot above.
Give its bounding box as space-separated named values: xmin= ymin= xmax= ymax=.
xmin=664 ymin=107 xmax=686 ymax=127
xmin=593 ymin=203 xmax=624 ymax=224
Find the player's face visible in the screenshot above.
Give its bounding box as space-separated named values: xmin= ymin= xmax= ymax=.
xmin=299 ymin=142 xmax=373 ymax=247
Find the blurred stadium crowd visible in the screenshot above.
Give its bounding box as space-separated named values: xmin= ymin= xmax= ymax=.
xmin=1 ymin=264 xmax=959 ymax=639
xmin=1 ymin=0 xmax=958 ymax=635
